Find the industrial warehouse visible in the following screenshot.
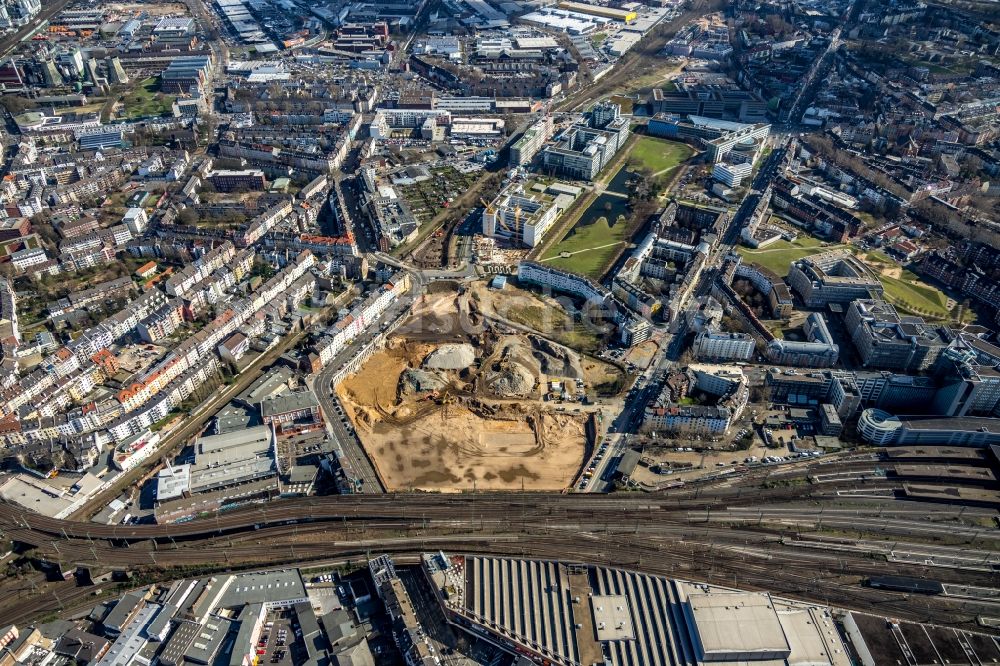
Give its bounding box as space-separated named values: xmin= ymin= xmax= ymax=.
xmin=421 ymin=553 xmax=854 ymax=666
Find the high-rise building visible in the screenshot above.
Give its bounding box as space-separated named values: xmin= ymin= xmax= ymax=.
xmin=509 ymin=115 xmax=553 ymax=167
xmin=540 ymin=104 xmax=629 ymax=180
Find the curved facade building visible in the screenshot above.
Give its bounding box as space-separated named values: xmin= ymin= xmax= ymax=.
xmin=787 ymin=250 xmax=884 ymax=307
xmin=858 ymin=408 xmax=902 ymax=445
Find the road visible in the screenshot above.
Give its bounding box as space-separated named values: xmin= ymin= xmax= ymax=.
xmin=311 ymin=292 xmax=418 ymax=494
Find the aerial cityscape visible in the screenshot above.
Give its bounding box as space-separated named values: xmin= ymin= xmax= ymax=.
xmin=0 ymin=0 xmax=996 ymax=662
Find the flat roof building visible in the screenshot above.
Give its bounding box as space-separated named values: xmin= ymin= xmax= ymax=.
xmin=427 ymin=554 xmax=852 ymax=666
xmin=787 ymin=250 xmax=884 ymax=308
xmin=260 ymin=390 xmax=321 ymax=434
xmin=683 ymin=590 xmax=790 ymax=662
xmin=482 ymin=182 xmax=573 ymax=248
xmin=541 ymin=103 xmax=629 ymax=181
xmin=648 ymin=114 xmax=770 ymax=163
xmin=846 ymin=300 xmax=952 ymax=373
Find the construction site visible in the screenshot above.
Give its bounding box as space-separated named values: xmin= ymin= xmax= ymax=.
xmin=335 ymin=280 xmax=624 ymax=491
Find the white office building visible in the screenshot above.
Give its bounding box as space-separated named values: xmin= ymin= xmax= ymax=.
xmin=712 ymin=162 xmax=753 ymax=187
xmin=693 ymin=329 xmax=755 ymax=362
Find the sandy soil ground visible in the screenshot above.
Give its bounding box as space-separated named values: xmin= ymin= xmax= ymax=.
xmin=338 ymin=341 xmax=436 ymax=417
xmin=397 ymin=285 xmax=478 ymax=342
xmin=880 ymin=265 xmax=903 ymax=279
xmin=359 ymin=403 xmax=587 ymax=491
xmin=623 ymin=339 xmax=659 ymax=369
xmin=468 ymin=281 xmax=623 ymax=391
xmin=336 ymin=338 xmax=590 ymax=492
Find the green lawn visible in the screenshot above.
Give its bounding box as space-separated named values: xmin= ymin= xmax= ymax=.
xmin=609 ymin=95 xmax=634 ymax=114
xmin=736 ymin=237 xmax=839 ymax=276
xmin=124 ymin=77 xmax=176 ymax=119
xmin=540 ymin=215 xmax=628 ymax=278
xmin=627 ymin=136 xmax=693 ymax=174
xmin=740 ymin=238 xmax=954 ymax=319
xmin=590 ymin=32 xmax=607 ymax=46
xmin=880 ymin=270 xmax=951 ymax=319
xmin=865 ymin=250 xmax=894 ymax=265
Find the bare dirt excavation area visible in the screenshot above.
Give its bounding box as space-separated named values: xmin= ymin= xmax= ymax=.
xmin=336 ymin=280 xmax=624 ymax=491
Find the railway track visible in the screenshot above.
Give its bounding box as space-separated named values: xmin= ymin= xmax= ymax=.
xmin=1 ymin=469 xmax=995 ymax=630
xmin=1 ymin=472 xmax=992 ymax=546
xmin=0 ymin=520 xmax=991 ymax=630
xmin=0 ymin=485 xmax=825 ymax=541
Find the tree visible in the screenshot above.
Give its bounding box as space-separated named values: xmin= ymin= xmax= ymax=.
xmin=0 ymin=95 xmax=33 ymax=115
xmin=177 ymin=208 xmax=198 ymax=226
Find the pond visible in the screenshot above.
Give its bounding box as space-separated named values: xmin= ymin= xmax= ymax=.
xmin=606 ymin=166 xmax=637 ymax=196
xmin=570 ymin=192 xmax=630 ymax=235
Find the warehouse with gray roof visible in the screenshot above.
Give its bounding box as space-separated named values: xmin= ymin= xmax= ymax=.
xmin=426 ymin=554 xmax=852 ymax=666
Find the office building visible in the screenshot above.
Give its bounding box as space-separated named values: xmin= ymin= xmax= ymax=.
xmin=787 ymin=250 xmax=884 ymax=307
xmin=647 ymin=114 xmax=770 ymax=163
xmin=510 ymin=115 xmax=554 ymax=167
xmin=650 ymin=87 xmax=768 ymax=122
xmin=541 ymin=102 xmax=629 ymax=180
xmin=765 ymin=313 xmax=839 ymax=368
xmin=858 ymin=409 xmax=1000 ymax=447
xmin=712 ymin=162 xmax=752 ymax=187
xmin=482 ymin=182 xmax=572 ymax=247
xmin=846 ymin=300 xmax=952 ymax=372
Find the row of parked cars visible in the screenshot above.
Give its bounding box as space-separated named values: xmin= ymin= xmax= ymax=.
xmin=578 ymin=441 xmax=612 ymax=489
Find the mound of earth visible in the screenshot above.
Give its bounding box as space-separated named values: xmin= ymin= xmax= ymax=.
xmin=530 ymin=336 xmax=584 ymax=379
xmin=495 ymin=337 xmax=542 ymax=374
xmin=423 ymin=343 xmax=476 ymax=370
xmin=399 ymin=369 xmax=448 ymax=397
xmin=488 ymin=362 xmax=535 ymax=398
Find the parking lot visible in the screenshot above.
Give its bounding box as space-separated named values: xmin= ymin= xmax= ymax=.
xmin=256 ymin=611 xmax=297 ymax=665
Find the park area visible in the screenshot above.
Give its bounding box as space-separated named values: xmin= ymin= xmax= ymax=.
xmin=736 ymin=236 xmax=844 ymax=276
xmin=627 ymin=136 xmax=693 ymax=176
xmin=122 ymin=77 xmax=176 ymax=119
xmin=861 ymin=251 xmax=953 ymax=320
xmin=539 ymin=200 xmax=630 ymax=278
xmin=739 ymin=237 xmax=957 ymax=321
xmin=537 ymin=136 xmax=692 ymax=279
